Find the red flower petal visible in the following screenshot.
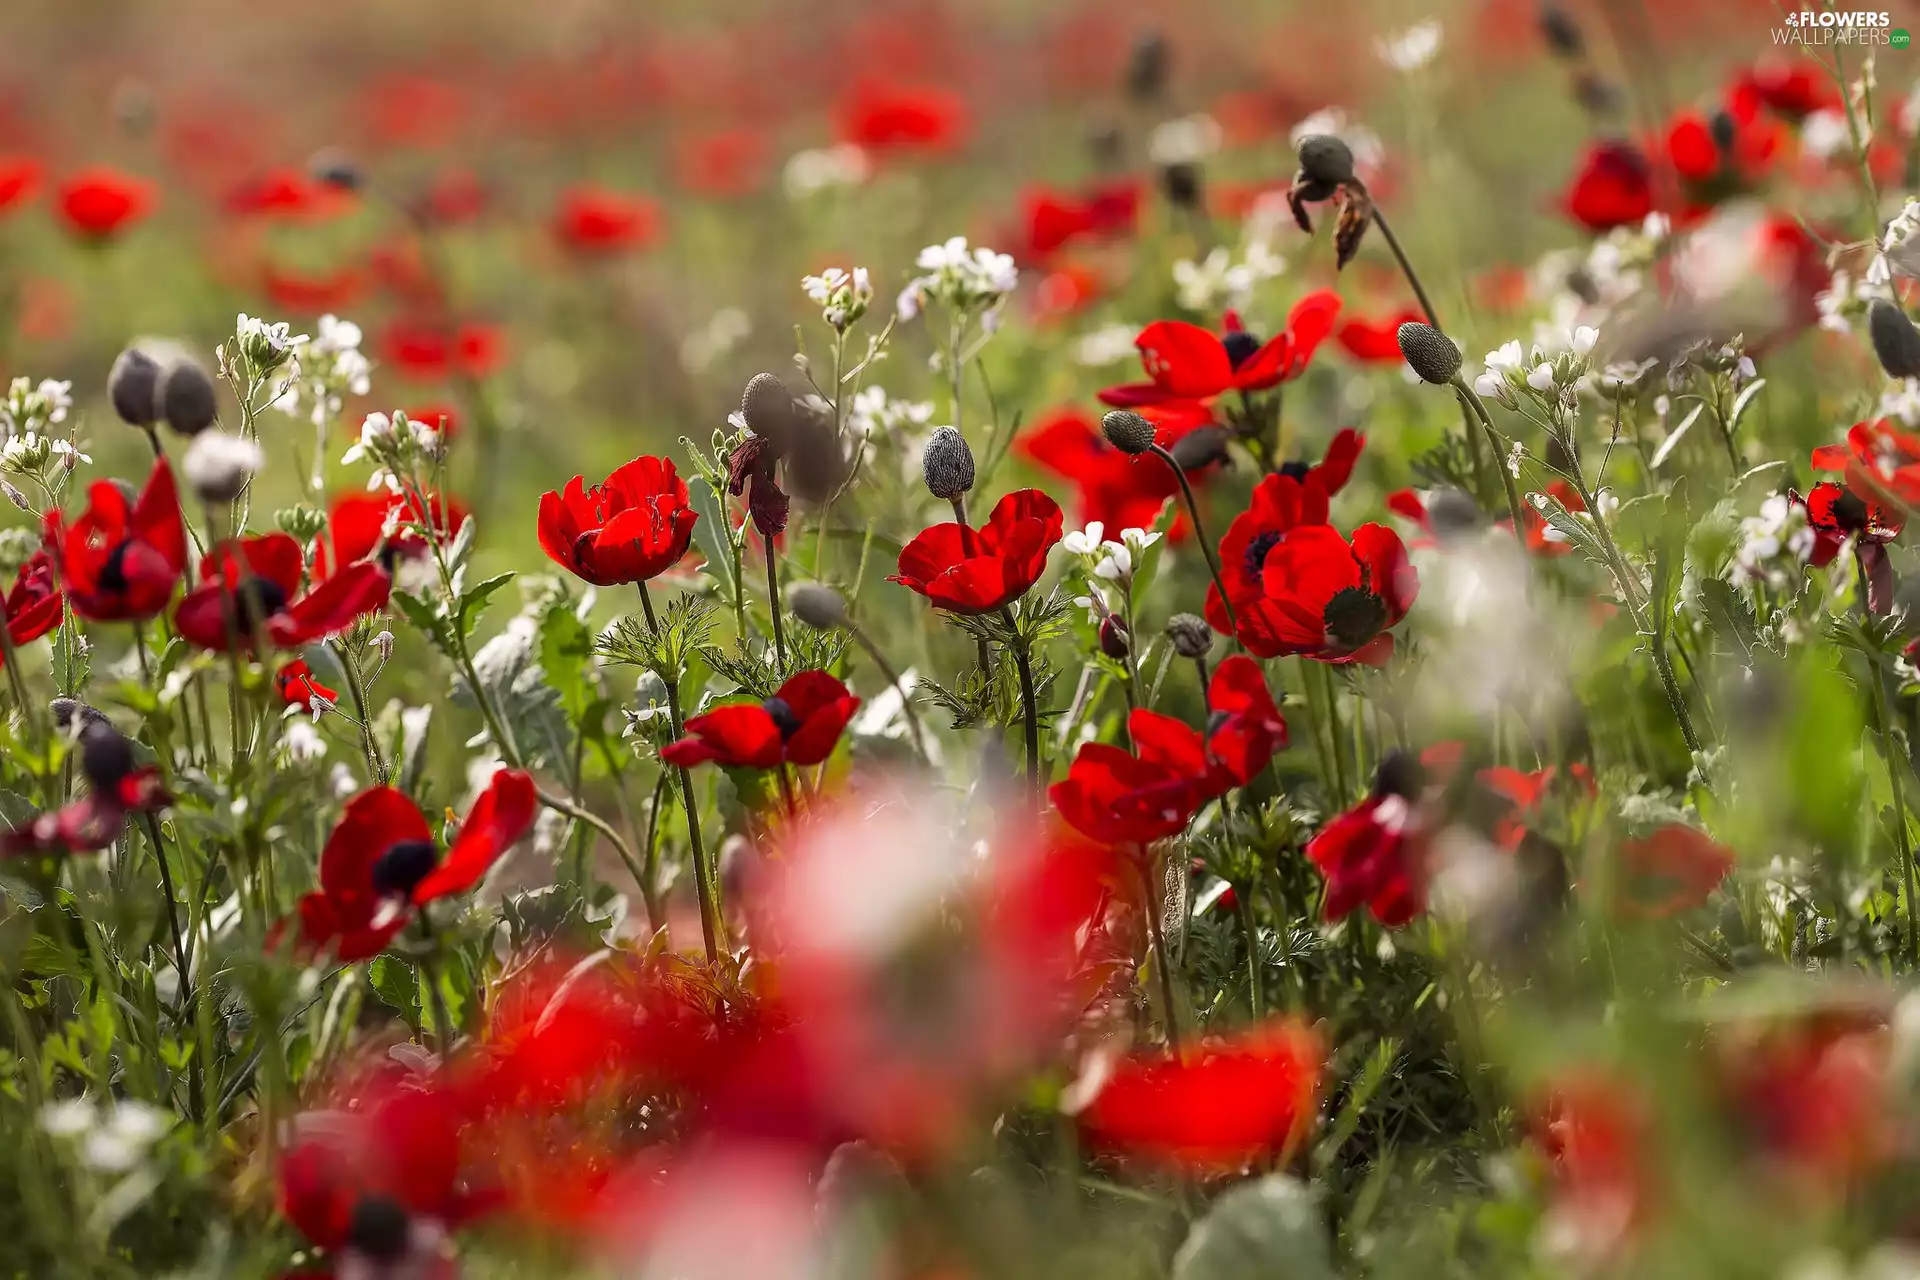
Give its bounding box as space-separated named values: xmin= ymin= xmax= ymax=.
xmin=413 ymin=769 xmax=538 ymax=903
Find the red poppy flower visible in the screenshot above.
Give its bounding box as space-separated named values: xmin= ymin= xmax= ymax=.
xmin=173 ymin=533 xmax=391 ymax=652
xmin=1337 ymin=307 xmax=1425 ymax=362
xmin=1242 ymin=523 xmax=1417 ymax=664
xmin=278 ymin=1072 xmax=484 ymax=1267
xmin=261 ymin=263 xmax=366 ymax=314
xmin=891 ymin=489 xmax=1063 ymax=615
xmin=1203 ymin=654 xmax=1290 ymax=787
xmin=56 ymin=167 xmax=156 ymax=239
xmin=1078 ymin=1020 xmax=1322 ymax=1171
xmin=1307 ymin=750 xmax=1431 ymax=925
xmin=1813 ymin=419 xmax=1920 ymax=514
xmin=537 ymin=456 xmax=699 ymax=587
xmin=1205 ymin=471 xmax=1332 ymax=635
xmin=1733 ymin=61 xmax=1839 ymax=120
xmin=294 ymin=770 xmax=537 ymax=961
xmin=5 ymin=723 xmax=168 ymax=857
xmin=674 ymin=128 xmax=766 ymax=198
xmin=1016 ymin=178 xmax=1140 ymax=259
xmin=661 ymin=671 xmax=860 ymax=770
xmin=1524 ymin=479 xmax=1586 ymax=557
xmin=552 ymin=184 xmax=663 ymax=254
xmin=1796 ymin=481 xmax=1903 ymax=613
xmin=0 ymin=155 xmax=41 ymax=214
xmin=1722 ymin=1019 xmax=1890 ymax=1178
xmin=224 ymin=167 xmax=351 ymax=220
xmin=1 ymin=550 xmax=63 ymax=658
xmin=276 ymin=658 xmax=339 ymax=712
xmin=1664 ymin=93 xmax=1783 ymax=196
xmin=1099 ymin=293 xmax=1342 ymax=412
xmin=379 ymin=319 xmax=505 ymax=382
xmin=42 ymin=457 xmax=187 ymax=622
xmin=314 ymin=489 xmax=466 ymax=580
xmin=1610 ymin=824 xmax=1733 ymax=919
xmin=1016 ymin=404 xmax=1215 ymax=541
xmin=1531 ymin=1072 xmax=1651 ymax=1257
xmin=423 ymin=167 xmax=487 ymax=225
xmin=1050 ymin=717 xmax=1211 ymax=845
xmin=837 ymin=81 xmax=968 ymax=153
xmin=1560 ymin=141 xmax=1654 ymax=233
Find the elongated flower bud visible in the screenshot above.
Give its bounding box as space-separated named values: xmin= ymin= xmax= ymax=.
xmin=1165 ymin=613 xmax=1213 ymax=658
xmin=1397 ymin=322 xmax=1463 ymax=385
xmin=1869 ymin=300 xmax=1920 ymax=380
xmin=157 ymin=356 xmax=218 ymax=437
xmin=922 ymin=427 xmax=975 ymax=500
xmin=1101 ymin=409 xmax=1157 ymax=455
xmin=788 ymin=582 xmax=849 ymax=630
xmin=1295 ymin=134 xmax=1355 ymax=186
xmin=108 ymin=347 xmax=160 ymax=426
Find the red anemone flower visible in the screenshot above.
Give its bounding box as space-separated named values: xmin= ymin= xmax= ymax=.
xmin=1813 ymin=419 xmax=1920 ymax=515
xmin=1276 ymin=427 xmax=1365 ymax=498
xmin=277 ymin=659 xmax=339 ymax=712
xmin=42 ymin=457 xmax=187 ymax=622
xmin=56 ymin=167 xmax=156 ymax=239
xmin=1560 ymin=141 xmax=1655 ymax=233
xmin=0 ymin=156 xmax=42 ymax=214
xmin=314 ymin=489 xmax=466 ymax=579
xmin=1099 ymin=293 xmax=1342 ymax=413
xmin=1050 ymin=716 xmax=1211 ymax=844
xmin=224 ymin=167 xmax=351 ymax=220
xmin=1532 ymin=1072 xmax=1652 ymax=1258
xmin=552 ymin=185 xmax=663 ymax=255
xmin=262 ymin=263 xmax=366 ymax=314
xmin=661 ymin=671 xmax=860 ymax=770
xmin=5 ymin=724 xmax=169 ymax=857
xmin=1078 ymin=1020 xmax=1322 ymax=1171
xmin=674 ymin=128 xmax=767 ymax=198
xmin=1797 ymin=481 xmax=1903 ymax=614
xmin=294 ymin=770 xmax=537 ymax=961
xmin=278 ymin=1073 xmax=483 ymax=1271
xmin=1307 ymin=750 xmax=1431 ymax=926
xmin=1206 ymin=471 xmax=1333 ymax=635
xmin=1610 ymin=824 xmax=1734 ymax=919
xmin=174 ymin=534 xmax=391 ymax=652
xmin=1734 ymin=61 xmax=1840 ymax=120
xmin=379 ymin=319 xmax=505 ymax=382
xmin=1017 ymin=178 xmax=1141 ymax=260
xmin=1244 ymin=523 xmax=1418 ymax=664
xmin=891 ymin=488 xmax=1063 ymax=614
xmin=1722 ymin=1019 xmax=1890 ymax=1179
xmin=537 ymin=456 xmax=699 ymax=587
xmin=837 ymin=81 xmax=968 ymax=153
xmin=1337 ymin=308 xmax=1425 ymax=362
xmin=1 ymin=551 xmax=64 ymax=658
xmin=1016 ymin=404 xmax=1216 ymax=541
xmin=1204 ymin=654 xmax=1290 ymax=787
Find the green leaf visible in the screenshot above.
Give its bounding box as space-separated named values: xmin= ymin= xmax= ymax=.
xmin=1529 ymin=492 xmax=1608 ymax=570
xmin=1695 ymin=577 xmax=1759 ymax=662
xmin=51 ymin=620 xmax=88 ymax=697
xmin=457 ymin=572 xmax=517 ymax=640
xmin=1172 ymin=1176 xmax=1335 ymax=1280
xmin=1649 ymin=402 xmax=1704 ymax=470
xmin=367 ymin=955 xmax=420 ymax=1030
xmin=539 ymin=598 xmax=599 ymax=725
xmin=687 ymin=478 xmax=737 ymax=601
xmin=393 ymin=590 xmax=452 ymax=653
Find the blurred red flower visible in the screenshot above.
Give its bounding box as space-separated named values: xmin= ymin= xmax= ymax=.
xmin=261 ymin=262 xmax=366 ymax=314
xmin=662 ymin=670 xmax=860 ymax=770
xmin=1610 ymin=824 xmax=1733 ymax=919
xmin=1813 ymin=418 xmax=1920 ymax=513
xmin=1 ymin=550 xmax=63 ymax=657
xmin=1733 ymin=61 xmax=1840 ymax=120
xmin=537 ymin=455 xmax=699 ymax=587
xmin=174 ymin=533 xmax=391 ymax=652
xmin=1099 ymin=294 xmax=1341 ymax=414
xmin=1016 ymin=178 xmax=1140 ymax=260
xmin=3 ymin=724 xmax=168 ymax=858
xmin=1241 ymin=523 xmax=1417 ymax=664
xmin=294 ymin=770 xmax=536 ymax=960
xmin=1336 ymin=308 xmax=1425 ymax=362
xmin=1307 ymin=749 xmax=1431 ymax=925
xmin=1531 ymin=1071 xmax=1651 ymax=1260
xmin=314 ymin=489 xmax=467 ymax=580
xmin=553 ymin=184 xmax=663 ymax=254
xmin=0 ymin=155 xmax=40 ymax=214
xmin=276 ymin=658 xmax=338 ymax=713
xmin=1079 ymin=1021 xmax=1322 ymax=1170
xmin=42 ymin=458 xmax=186 ymax=622
xmin=837 ymin=80 xmax=967 ymax=153
xmin=380 ymin=319 xmax=505 ymax=382
xmin=674 ymin=128 xmax=767 ymax=198
xmin=223 ymin=167 xmax=351 ymax=220
xmin=1016 ymin=403 xmax=1214 ymax=541
xmin=1524 ymin=479 xmax=1586 ymax=557
xmin=1560 ymin=141 xmax=1654 ymax=233
xmin=56 ymin=167 xmax=156 ymax=239
xmin=891 ymin=488 xmax=1063 ymax=614
xmin=1797 ymin=481 xmax=1902 ymax=613
xmin=1723 ymin=1019 xmax=1891 ymax=1179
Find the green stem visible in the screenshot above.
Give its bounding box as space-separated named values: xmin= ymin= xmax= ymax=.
xmin=1000 ymin=608 xmax=1041 ymax=800
xmin=330 ymin=638 xmax=388 ymax=784
xmin=1371 ymin=205 xmax=1441 ymax=330
xmin=1450 ymin=379 xmax=1530 ymax=551
xmin=850 ymin=624 xmax=930 ymax=762
xmin=141 ymin=812 xmax=201 ymax=1121
xmin=640 ymin=584 xmax=723 ymax=961
xmin=1148 ymin=443 xmax=1237 ymax=636
xmin=1870 ymin=656 xmax=1919 ymax=965
xmin=1236 ymin=882 xmax=1263 ymax=1018
xmin=765 ymin=536 xmax=788 ymax=671
xmin=1138 ymin=846 xmax=1182 ymax=1054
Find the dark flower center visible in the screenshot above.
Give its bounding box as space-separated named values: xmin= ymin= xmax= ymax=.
xmin=79 ymin=724 xmax=135 ymax=791
xmin=1373 ymin=749 xmax=1426 ymax=800
xmin=1831 ymin=489 xmax=1870 ymax=533
xmin=346 ymin=1194 xmax=412 ymax=1263
xmin=96 ymin=540 xmax=133 ymax=592
xmin=1322 ymin=585 xmax=1388 ymax=651
xmin=1242 ymin=530 xmax=1284 ymax=579
xmin=761 ymin=696 xmax=802 ymax=739
xmin=1222 ymin=329 xmax=1263 ymax=370
xmin=1206 ymin=708 xmax=1234 ymax=738
xmin=370 ymin=839 xmax=440 ymax=899
xmin=1277 ymin=459 xmax=1312 ymax=481
xmin=1707 ymin=109 xmax=1737 ymax=157
xmin=231 ymin=577 xmax=289 ymax=630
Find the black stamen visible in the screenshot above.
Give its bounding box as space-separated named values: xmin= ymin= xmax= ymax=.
xmin=370 ymin=839 xmax=440 ymax=899
xmin=761 ymin=696 xmax=802 ymax=739
xmin=1373 ymin=749 xmax=1426 ymax=800
xmin=1222 ymin=329 xmax=1262 ymax=370
xmin=96 ymin=540 xmax=133 ymax=593
xmin=345 ymin=1195 xmax=412 ymax=1263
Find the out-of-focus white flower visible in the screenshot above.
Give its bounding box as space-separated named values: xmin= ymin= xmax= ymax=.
xmin=182 ymin=430 xmax=263 ymax=503
xmin=1817 ymin=267 xmax=1894 ymax=334
xmin=1731 ymin=492 xmax=1815 ymax=592
xmin=1375 ymin=19 xmax=1442 ymax=72
xmin=273 ymin=313 xmax=372 ymax=427
xmin=1173 ymin=242 xmax=1286 ymax=313
xmin=783 ymin=144 xmax=872 ymax=198
xmin=41 ymin=1098 xmax=94 ymax=1138
xmin=1147 ymin=113 xmax=1222 ymax=166
xmin=280 ymin=719 xmax=328 ymax=762
xmin=679 ymin=307 xmax=752 ymax=374
xmin=1881 ymin=377 xmax=1920 ymax=426
xmin=1800 ymin=108 xmax=1853 ymax=160
xmin=1075 ymin=324 xmax=1140 ymax=367
xmin=0 ymin=376 xmax=73 ymax=439
xmin=897 ymin=237 xmax=1018 ymax=327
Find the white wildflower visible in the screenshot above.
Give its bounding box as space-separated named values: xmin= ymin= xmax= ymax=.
xmin=1375 ymin=19 xmax=1442 ymax=72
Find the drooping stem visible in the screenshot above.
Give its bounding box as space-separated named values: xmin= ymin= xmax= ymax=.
xmin=639 ymin=583 xmax=723 ymax=962
xmin=1371 ymin=205 xmax=1441 ymax=331
xmin=1146 ymin=443 xmax=1237 ymax=635
xmin=1450 ymin=379 xmax=1530 ymax=552
xmin=765 ymin=535 xmax=788 ymax=670
xmin=850 ymin=623 xmax=931 ymax=762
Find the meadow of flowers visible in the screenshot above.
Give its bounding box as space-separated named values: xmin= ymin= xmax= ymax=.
xmin=8 ymin=0 xmax=1920 ymax=1275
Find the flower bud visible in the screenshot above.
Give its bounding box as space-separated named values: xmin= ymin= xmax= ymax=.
xmin=1425 ymin=488 xmax=1485 ymax=542
xmin=1100 ymin=409 xmax=1158 ymax=456
xmin=740 ymin=371 xmax=795 ymax=441
xmin=78 ymin=721 xmax=136 ymax=791
xmin=108 ymin=347 xmax=160 ymax=426
xmin=373 ymin=630 xmax=395 ymax=664
xmin=1295 ymin=134 xmax=1356 ymax=186
xmin=3 ymin=480 xmax=28 ymax=512
xmin=182 ymin=430 xmax=263 ymax=504
xmin=1165 ymin=613 xmax=1213 ymax=659
xmin=156 ymin=356 xmax=218 ymax=437
xmin=1538 ymin=3 xmax=1584 ymax=57
xmin=275 ymin=503 xmax=329 ymax=543
xmin=50 ymin=698 xmax=112 ymax=737
xmin=1869 ymin=300 xmax=1920 ymax=380
xmin=1169 ymin=425 xmax=1230 ymax=471
xmin=1397 ymin=322 xmax=1463 ymax=385
xmin=308 ymin=147 xmax=362 ymax=191
xmin=1160 ymin=161 xmax=1202 ymax=210
xmin=921 ymin=427 xmax=975 ymax=500
xmin=1124 ymin=30 xmax=1169 ymax=102
xmin=788 ymin=581 xmax=849 ymax=630
xmin=1098 ymin=613 xmax=1131 ymax=659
